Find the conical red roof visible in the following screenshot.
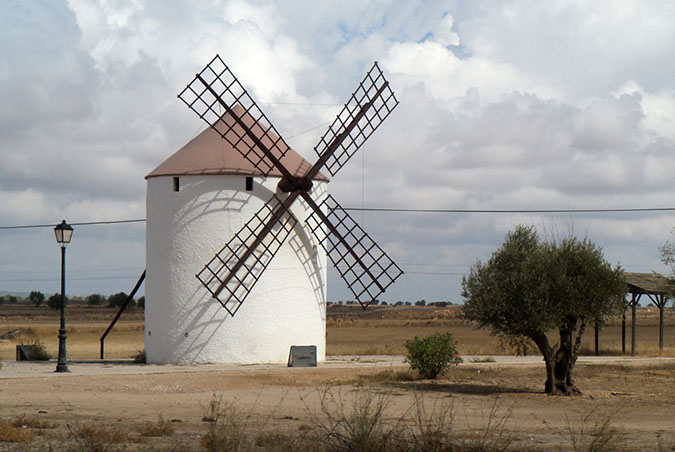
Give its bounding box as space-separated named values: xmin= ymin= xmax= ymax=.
xmin=146 ymin=106 xmax=328 ymax=182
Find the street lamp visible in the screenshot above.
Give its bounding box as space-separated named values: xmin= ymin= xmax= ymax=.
xmin=54 ymin=220 xmax=73 ymax=372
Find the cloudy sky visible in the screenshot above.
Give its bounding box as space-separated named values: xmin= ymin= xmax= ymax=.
xmin=1 ymin=0 xmax=675 ymax=303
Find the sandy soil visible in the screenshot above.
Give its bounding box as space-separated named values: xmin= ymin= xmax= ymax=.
xmin=1 ymin=356 xmax=674 ymax=451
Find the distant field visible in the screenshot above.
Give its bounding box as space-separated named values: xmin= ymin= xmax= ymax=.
xmin=0 ymin=304 xmax=673 ymax=360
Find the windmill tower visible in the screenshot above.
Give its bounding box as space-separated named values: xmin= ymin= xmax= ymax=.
xmin=144 ymin=56 xmax=403 ymax=364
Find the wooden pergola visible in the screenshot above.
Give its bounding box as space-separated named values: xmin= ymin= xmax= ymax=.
xmin=624 ymin=272 xmax=672 ymax=355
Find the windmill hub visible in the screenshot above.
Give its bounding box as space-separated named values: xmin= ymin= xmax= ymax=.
xmin=278 ymin=175 xmax=313 ymax=193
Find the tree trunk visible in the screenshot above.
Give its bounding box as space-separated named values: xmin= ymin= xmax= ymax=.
xmin=567 ymin=319 xmax=586 ymax=389
xmin=553 ymin=317 xmax=583 ymax=395
xmin=529 ymin=331 xmax=558 ymax=394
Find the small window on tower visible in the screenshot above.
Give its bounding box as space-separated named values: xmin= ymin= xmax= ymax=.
xmin=245 ymin=176 xmax=253 ymax=191
xmin=173 ymin=177 xmax=180 ymax=192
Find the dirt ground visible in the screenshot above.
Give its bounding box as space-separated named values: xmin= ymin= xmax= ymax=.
xmin=1 ymin=356 xmax=674 ymax=451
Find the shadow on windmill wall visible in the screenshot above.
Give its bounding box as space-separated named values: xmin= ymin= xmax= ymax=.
xmin=171 ymin=175 xmax=254 ymax=238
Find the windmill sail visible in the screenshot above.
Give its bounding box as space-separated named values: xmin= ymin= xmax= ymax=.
xmin=196 ymin=193 xmax=299 ymax=315
xmin=178 ymin=55 xmax=292 ymax=177
xmin=312 ymin=62 xmax=398 ymax=177
xmin=180 ymin=55 xmax=403 ymax=316
xmin=305 ymin=194 xmax=404 ymax=308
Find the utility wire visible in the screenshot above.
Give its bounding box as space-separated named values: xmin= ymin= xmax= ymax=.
xmin=2 ymin=206 xmax=675 ymax=230
xmin=343 ymin=207 xmax=675 ymax=213
xmin=0 ymin=276 xmax=139 ymax=283
xmin=0 ymin=219 xmax=146 ymax=230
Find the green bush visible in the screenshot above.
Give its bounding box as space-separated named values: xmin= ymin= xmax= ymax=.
xmin=27 ymin=340 xmax=53 ymax=361
xmin=131 ymin=349 xmax=146 ymax=364
xmin=404 ymin=333 xmax=463 ymax=379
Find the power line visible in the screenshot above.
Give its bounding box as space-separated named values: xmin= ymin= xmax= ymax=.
xmin=0 ymin=219 xmax=145 ymax=230
xmin=258 ymin=101 xmax=342 ymax=106
xmin=343 ymin=207 xmax=675 ymax=213
xmin=2 ymin=205 xmax=675 ymax=231
xmin=0 ymin=275 xmax=140 ymax=283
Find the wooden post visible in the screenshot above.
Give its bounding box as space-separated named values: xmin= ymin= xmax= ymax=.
xmin=648 ymin=293 xmax=668 ymax=352
xmin=631 ymin=293 xmax=639 ymax=357
xmin=658 ymin=294 xmax=665 ymax=351
xmin=594 ymin=321 xmax=599 ymax=356
xmin=621 ymin=310 xmax=626 ymax=354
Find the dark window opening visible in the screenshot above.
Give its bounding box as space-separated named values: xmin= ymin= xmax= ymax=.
xmin=173 ymin=177 xmax=180 ymax=192
xmin=245 ymin=176 xmax=253 ymax=191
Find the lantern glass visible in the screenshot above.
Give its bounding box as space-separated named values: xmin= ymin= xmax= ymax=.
xmin=54 ymin=220 xmax=73 ymax=245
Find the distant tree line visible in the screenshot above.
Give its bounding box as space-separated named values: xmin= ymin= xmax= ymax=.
xmin=326 ymin=299 xmax=454 ymax=307
xmin=0 ymin=291 xmax=145 ymax=310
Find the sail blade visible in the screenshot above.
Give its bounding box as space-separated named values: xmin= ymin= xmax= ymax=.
xmin=305 ymin=194 xmax=403 ymax=307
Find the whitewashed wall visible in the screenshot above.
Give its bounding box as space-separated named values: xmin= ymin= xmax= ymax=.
xmin=145 ymin=174 xmax=328 ymax=364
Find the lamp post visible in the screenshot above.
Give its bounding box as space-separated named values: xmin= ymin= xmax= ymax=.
xmin=54 ymin=220 xmax=73 ymax=372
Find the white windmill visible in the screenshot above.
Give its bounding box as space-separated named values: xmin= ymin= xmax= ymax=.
xmin=144 ymin=55 xmax=403 ymax=364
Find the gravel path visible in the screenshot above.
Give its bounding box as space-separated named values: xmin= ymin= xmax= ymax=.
xmin=2 ymin=354 xmax=673 ymax=378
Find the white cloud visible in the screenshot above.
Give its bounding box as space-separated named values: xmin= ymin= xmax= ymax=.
xmin=1 ymin=0 xmax=674 ymax=301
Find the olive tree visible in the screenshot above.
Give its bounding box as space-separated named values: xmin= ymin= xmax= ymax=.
xmin=462 ymin=226 xmax=626 ymax=395
xmin=659 ymin=226 xmax=675 ymax=278
xmin=29 ymin=291 xmax=45 ymax=307
xmin=658 ymin=227 xmax=675 ymax=302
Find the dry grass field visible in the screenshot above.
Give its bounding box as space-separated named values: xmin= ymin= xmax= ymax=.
xmin=1 ymin=303 xmax=673 ymax=360
xmin=326 ymin=305 xmax=675 ymax=357
xmin=1 ymin=304 xmax=674 ymax=451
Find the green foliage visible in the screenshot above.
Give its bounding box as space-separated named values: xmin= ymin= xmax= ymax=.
xmin=137 ymin=296 xmax=145 ymax=309
xmin=20 ymin=339 xmax=52 ymax=361
xmin=132 ymin=349 xmax=146 ymax=364
xmin=660 ymin=225 xmax=675 ymax=276
xmin=658 ymin=226 xmax=675 ymax=297
xmin=28 ymin=291 xmax=45 ymax=307
xmin=107 ymin=291 xmax=134 ymax=308
xmin=86 ymin=293 xmax=104 ymax=306
xmin=461 ymin=225 xmax=627 ymax=394
xmin=404 ymin=333 xmax=463 ymax=379
xmin=47 ymin=293 xmax=64 ymax=310
xmin=462 ymin=225 xmax=626 ymax=335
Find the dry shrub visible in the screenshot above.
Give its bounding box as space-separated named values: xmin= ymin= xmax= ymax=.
xmin=354 ymin=369 xmax=417 ymax=384
xmin=308 ymin=385 xmax=399 ymax=452
xmin=200 ymin=394 xmax=310 ymax=452
xmin=200 ymin=395 xmax=253 ymax=451
xmin=470 ymin=356 xmax=496 ymax=363
xmin=254 ymin=431 xmax=309 ymax=452
xmin=408 ymin=394 xmax=455 ymax=451
xmin=304 ymin=386 xmax=516 ymax=452
xmin=136 ymin=414 xmax=174 ymax=437
xmin=68 ymin=423 xmax=128 ymax=451
xmin=459 ymin=399 xmax=514 ymax=451
xmin=561 ymin=408 xmax=624 ymax=452
xmin=13 ymin=413 xmax=56 ymax=429
xmin=656 ymin=432 xmax=675 ymax=451
xmin=0 ymin=419 xmax=32 ymax=442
